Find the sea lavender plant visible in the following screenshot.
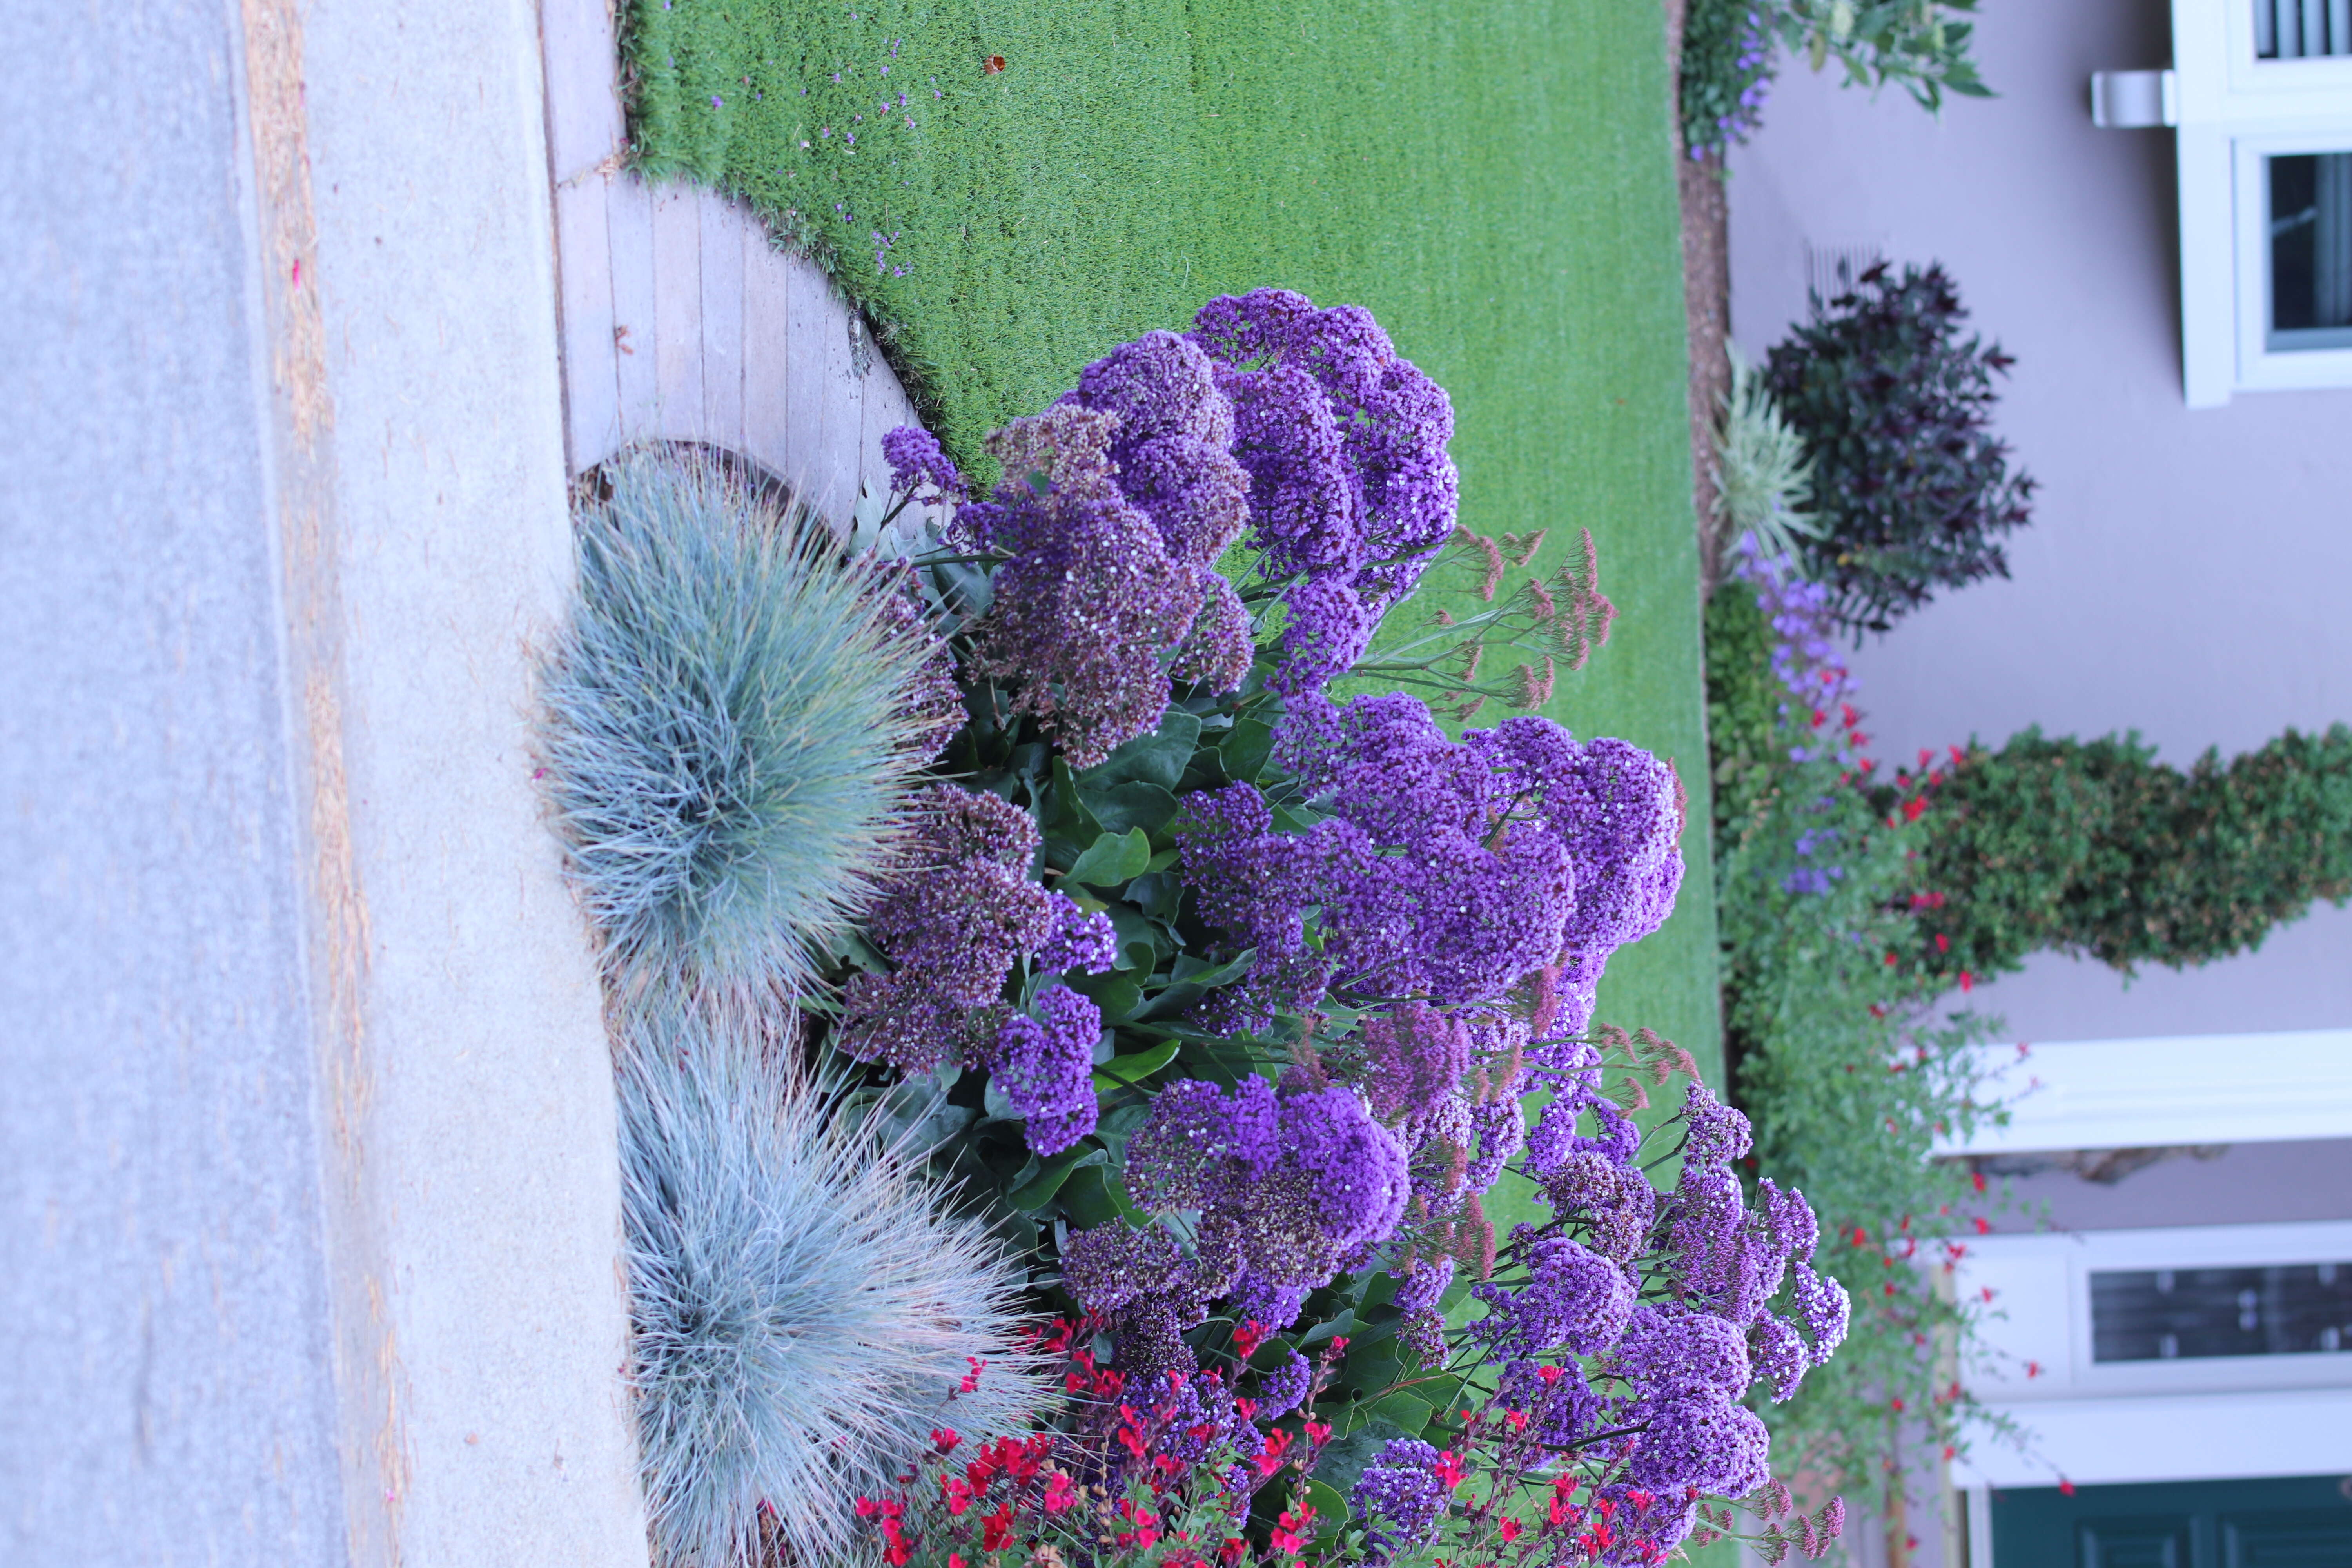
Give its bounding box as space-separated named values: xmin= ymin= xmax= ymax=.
xmin=615 ymin=1005 xmax=1051 ymax=1567
xmin=539 ymin=449 xmax=947 ymax=1014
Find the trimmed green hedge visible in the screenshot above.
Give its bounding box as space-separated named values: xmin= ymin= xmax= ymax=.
xmin=1904 ymin=725 xmax=2352 ymax=985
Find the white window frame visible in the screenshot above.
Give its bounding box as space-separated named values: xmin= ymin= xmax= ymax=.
xmin=2232 ymin=132 xmax=2352 ymax=388
xmin=1952 ymin=1222 xmax=2352 ymax=1489
xmin=2169 ymin=0 xmax=2352 ymax=403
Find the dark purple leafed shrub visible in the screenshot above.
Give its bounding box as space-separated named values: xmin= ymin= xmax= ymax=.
xmin=1764 ymin=262 xmax=2035 ymax=634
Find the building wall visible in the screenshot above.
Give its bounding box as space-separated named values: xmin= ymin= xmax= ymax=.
xmin=1726 ymin=0 xmax=2352 ymax=1050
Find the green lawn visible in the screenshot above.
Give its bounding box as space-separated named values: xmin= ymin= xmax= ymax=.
xmin=625 ymin=0 xmax=1720 ymax=1075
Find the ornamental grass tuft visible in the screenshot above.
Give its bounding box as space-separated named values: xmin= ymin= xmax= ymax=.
xmin=540 ymin=449 xmax=936 ymax=1011
xmin=618 ymin=1005 xmax=1049 ymax=1566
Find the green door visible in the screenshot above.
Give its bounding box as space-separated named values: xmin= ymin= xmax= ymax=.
xmin=1991 ymin=1475 xmax=2352 ymax=1568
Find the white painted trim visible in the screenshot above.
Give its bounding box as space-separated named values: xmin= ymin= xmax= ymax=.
xmin=1965 ymin=1487 xmax=1994 ymax=1568
xmin=1938 ymin=1030 xmax=2352 ymax=1156
xmin=1954 ymin=1386 xmax=2352 ymax=1487
xmin=2180 ymin=124 xmax=2241 ymax=406
xmin=1955 ymin=1222 xmax=2352 ymax=1402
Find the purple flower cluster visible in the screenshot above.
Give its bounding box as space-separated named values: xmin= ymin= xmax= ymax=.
xmin=989 ymin=983 xmax=1102 ymax=1156
xmin=1246 ymin=696 xmax=1683 ymax=1034
xmin=952 ymin=332 xmax=1259 ymax=766
xmin=956 ymin=406 xmax=1207 ymax=769
xmin=880 ymin=424 xmax=969 ymax=505
xmin=1187 ymin=289 xmax=1459 ymax=698
xmin=1470 ymin=1232 xmax=1636 ymax=1356
xmin=1733 ymin=533 xmax=1864 ymax=772
xmin=1393 ymin=1256 xmax=1457 ymax=1365
xmin=1628 ymin=1390 xmax=1770 ymax=1497
xmin=1066 ymin=1075 xmax=1410 ymax=1370
xmin=1348 ymin=1438 xmax=1449 ymax=1557
xmin=837 ymin=786 xmax=1112 ymax=1109
xmin=864 ymin=563 xmax=965 ymax=762
xmin=1181 ymin=694 xmax=1686 ymax=1025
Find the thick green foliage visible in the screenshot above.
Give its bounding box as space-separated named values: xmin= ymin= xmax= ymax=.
xmin=1702 ymin=582 xmax=1784 ymax=839
xmin=1680 ymin=0 xmax=1776 ymax=152
xmin=1907 ymin=724 xmax=2352 ymax=985
xmin=1765 ymin=262 xmax=2034 ymax=634
xmin=1716 ymin=738 xmax=2007 ymax=1500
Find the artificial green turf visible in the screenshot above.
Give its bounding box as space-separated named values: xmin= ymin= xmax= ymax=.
xmin=625 ymin=0 xmax=1722 ymax=1075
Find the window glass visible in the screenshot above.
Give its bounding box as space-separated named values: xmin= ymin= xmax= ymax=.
xmin=2268 ymin=153 xmax=2352 ymax=351
xmin=2091 ymin=1262 xmax=2352 ymax=1361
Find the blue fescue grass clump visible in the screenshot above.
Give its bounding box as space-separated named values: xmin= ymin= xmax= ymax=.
xmin=619 ymin=1006 xmax=1051 ymax=1566
xmin=541 ymin=449 xmax=929 ymax=1008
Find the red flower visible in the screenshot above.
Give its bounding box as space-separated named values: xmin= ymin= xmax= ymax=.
xmin=982 ymin=1504 xmax=1014 ymax=1552
xmin=1959 ymin=970 xmax=1975 ymax=992
xmin=959 ymin=1357 xmax=985 ymax=1393
xmin=1902 ymin=797 xmax=1927 ymax=822
xmin=1972 ymin=1169 xmax=1988 ymax=1194
xmin=1500 ymin=1517 xmax=1524 ymax=1542
xmin=1233 ymin=1319 xmax=1268 ymax=1359
xmin=931 ymin=1427 xmax=960 ymax=1454
xmin=1042 ymin=1471 xmax=1078 ymax=1515
xmin=2058 ymin=1479 xmax=2076 ymax=1495
xmin=1538 ymin=1365 xmax=1565 ymax=1385
xmin=1435 ymin=1450 xmax=1468 ymax=1490
xmin=1256 ymin=1427 xmax=1295 ymax=1477
xmin=1975 ymin=1216 xmax=1992 ymax=1235
xmin=1270 ymin=1504 xmax=1317 ymax=1555
xmin=1304 ymin=1420 xmax=1333 ymax=1448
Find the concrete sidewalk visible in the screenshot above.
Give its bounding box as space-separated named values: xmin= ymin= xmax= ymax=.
xmin=3 ymin=0 xmax=647 ymax=1561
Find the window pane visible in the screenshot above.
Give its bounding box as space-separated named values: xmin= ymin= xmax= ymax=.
xmin=2090 ymin=1262 xmax=2352 ymax=1362
xmin=2268 ymin=153 xmax=2352 ymax=351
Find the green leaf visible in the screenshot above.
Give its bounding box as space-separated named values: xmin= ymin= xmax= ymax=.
xmin=1221 ymin=717 xmax=1275 ymax=784
xmin=1008 ymin=1145 xmax=1108 ymax=1210
xmin=1080 ymin=708 xmax=1204 ymax=791
xmin=1059 ymin=1165 xmax=1130 ymax=1228
xmin=1091 ymin=1039 xmax=1180 ymax=1089
xmin=1065 ymin=827 xmax=1151 ymax=889
xmin=1310 ymin=1421 xmax=1409 ymax=1496
xmin=1082 ymin=780 xmax=1180 ymax=837
xmin=1303 ymin=1477 xmax=1350 ymax=1545
xmin=1366 ymin=1391 xmax=1434 ymax=1436
xmin=1071 ymin=972 xmax=1144 ymax=1023
xmin=1043 ymin=757 xmax=1102 ymax=847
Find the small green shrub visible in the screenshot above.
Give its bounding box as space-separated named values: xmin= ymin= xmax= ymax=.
xmin=1765 ymin=262 xmax=2035 ymax=634
xmin=1906 ymin=724 xmax=2352 ymax=984
xmin=539 ymin=450 xmax=940 ymax=1012
xmin=618 ymin=1007 xmax=1050 ymax=1566
xmin=1710 ymin=344 xmax=1821 ymax=570
xmin=1681 ymin=0 xmax=1779 ymax=153
xmin=1703 ymin=577 xmax=1785 ymax=838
